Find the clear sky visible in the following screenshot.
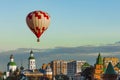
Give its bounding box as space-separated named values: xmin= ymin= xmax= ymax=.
xmin=0 ymin=0 xmax=120 ymax=51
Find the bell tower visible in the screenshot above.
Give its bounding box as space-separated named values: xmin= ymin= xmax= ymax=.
xmin=28 ymin=50 xmax=36 ymax=70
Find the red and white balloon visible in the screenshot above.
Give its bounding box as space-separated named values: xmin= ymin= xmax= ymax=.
xmin=26 ymin=10 xmax=50 ymax=42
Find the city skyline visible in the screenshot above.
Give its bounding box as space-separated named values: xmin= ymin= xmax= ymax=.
xmin=0 ymin=44 xmax=120 ymax=72
xmin=0 ymin=1 xmax=120 ymax=51
xmin=0 ymin=1 xmax=120 ymax=80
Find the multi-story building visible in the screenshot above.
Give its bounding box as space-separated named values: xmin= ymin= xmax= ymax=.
xmin=67 ymin=60 xmax=86 ymax=80
xmin=103 ymin=57 xmax=119 ymax=68
xmin=51 ymin=60 xmax=67 ymax=76
xmin=93 ymin=53 xmax=104 ymax=80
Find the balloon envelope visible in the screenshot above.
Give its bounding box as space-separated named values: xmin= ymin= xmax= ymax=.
xmin=26 ymin=10 xmax=50 ymax=42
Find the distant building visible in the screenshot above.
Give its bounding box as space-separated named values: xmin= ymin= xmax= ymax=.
xmin=67 ymin=60 xmax=86 ymax=80
xmin=114 ymin=62 xmax=120 ymax=74
xmin=74 ymin=72 xmax=81 ymax=80
xmin=51 ymin=60 xmax=85 ymax=80
xmin=3 ymin=54 xmax=18 ymax=80
xmin=93 ymin=53 xmax=104 ymax=80
xmin=102 ymin=62 xmax=118 ymax=80
xmin=28 ymin=50 xmax=36 ymax=70
xmin=42 ymin=63 xmax=48 ymax=70
xmin=44 ymin=64 xmax=53 ymax=80
xmin=6 ymin=54 xmax=17 ymax=78
xmin=103 ymin=57 xmax=119 ymax=68
xmin=23 ymin=69 xmax=43 ymax=80
xmin=7 ymin=54 xmax=17 ymax=72
xmin=51 ymin=60 xmax=67 ymax=76
xmin=23 ymin=50 xmax=52 ymax=80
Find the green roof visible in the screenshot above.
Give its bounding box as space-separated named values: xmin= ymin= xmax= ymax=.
xmin=28 ymin=56 xmax=35 ymax=60
xmin=81 ymin=62 xmax=90 ymax=71
xmin=82 ymin=62 xmax=90 ymax=67
xmin=104 ymin=62 xmax=116 ymax=74
xmin=7 ymin=62 xmax=16 ymax=66
xmin=96 ymin=53 xmax=103 ymax=65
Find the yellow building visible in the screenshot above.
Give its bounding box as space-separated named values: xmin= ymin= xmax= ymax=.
xmin=24 ymin=70 xmax=43 ymax=80
xmin=42 ymin=63 xmax=51 ymax=70
xmin=103 ymin=57 xmax=119 ymax=68
xmin=93 ymin=53 xmax=104 ymax=80
xmin=51 ymin=60 xmax=67 ymax=76
xmin=23 ymin=65 xmax=52 ymax=80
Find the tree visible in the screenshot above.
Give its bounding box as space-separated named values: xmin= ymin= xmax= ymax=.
xmin=81 ymin=66 xmax=94 ymax=80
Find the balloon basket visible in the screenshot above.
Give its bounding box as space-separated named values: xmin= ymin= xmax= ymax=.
xmin=37 ymin=38 xmax=40 ymax=42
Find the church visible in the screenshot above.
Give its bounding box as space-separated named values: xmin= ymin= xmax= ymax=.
xmin=3 ymin=54 xmax=17 ymax=79
xmin=22 ymin=50 xmax=53 ymax=80
xmin=3 ymin=50 xmax=53 ymax=80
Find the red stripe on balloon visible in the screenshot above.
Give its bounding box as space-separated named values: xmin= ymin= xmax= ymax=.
xmin=28 ymin=13 xmax=32 ymax=19
xmin=36 ymin=27 xmax=41 ymax=38
xmin=40 ymin=11 xmax=49 ymax=19
xmin=34 ymin=12 xmax=41 ymax=19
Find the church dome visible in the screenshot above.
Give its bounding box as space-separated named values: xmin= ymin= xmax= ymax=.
xmin=7 ymin=62 xmax=16 ymax=66
xmin=28 ymin=56 xmax=35 ymax=60
xmin=28 ymin=50 xmax=35 ymax=60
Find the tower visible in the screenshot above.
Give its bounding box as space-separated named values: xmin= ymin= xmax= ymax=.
xmin=102 ymin=62 xmax=118 ymax=80
xmin=93 ymin=53 xmax=103 ymax=80
xmin=28 ymin=50 xmax=36 ymax=70
xmin=7 ymin=54 xmax=17 ymax=72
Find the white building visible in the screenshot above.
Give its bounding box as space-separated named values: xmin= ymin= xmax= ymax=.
xmin=3 ymin=54 xmax=17 ymax=79
xmin=44 ymin=65 xmax=53 ymax=80
xmin=67 ymin=60 xmax=86 ymax=80
xmin=28 ymin=50 xmax=36 ymax=70
xmin=7 ymin=54 xmax=17 ymax=72
xmin=45 ymin=65 xmax=52 ymax=75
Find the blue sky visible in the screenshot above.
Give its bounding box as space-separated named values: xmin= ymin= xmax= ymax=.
xmin=0 ymin=0 xmax=120 ymax=71
xmin=0 ymin=0 xmax=120 ymax=51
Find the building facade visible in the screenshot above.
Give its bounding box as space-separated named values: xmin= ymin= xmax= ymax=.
xmin=51 ymin=60 xmax=67 ymax=77
xmin=103 ymin=57 xmax=119 ymax=68
xmin=44 ymin=64 xmax=53 ymax=80
xmin=28 ymin=50 xmax=36 ymax=70
xmin=93 ymin=53 xmax=104 ymax=80
xmin=114 ymin=62 xmax=120 ymax=74
xmin=67 ymin=60 xmax=86 ymax=80
xmin=23 ymin=50 xmax=52 ymax=80
xmin=3 ymin=54 xmax=17 ymax=80
xmin=7 ymin=54 xmax=17 ymax=72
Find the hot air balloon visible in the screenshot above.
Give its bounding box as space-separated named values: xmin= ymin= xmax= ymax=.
xmin=26 ymin=10 xmax=50 ymax=42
